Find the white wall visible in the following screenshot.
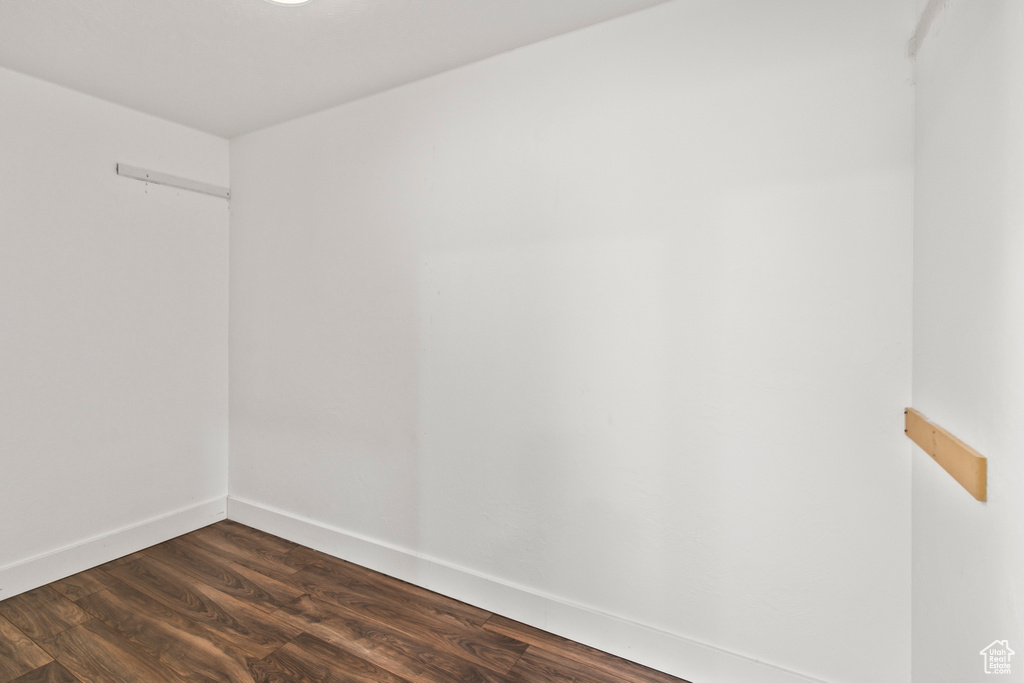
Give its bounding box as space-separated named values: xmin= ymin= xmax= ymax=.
xmin=912 ymin=2 xmax=1024 ymax=680
xmin=230 ymin=1 xmax=914 ymax=681
xmin=0 ymin=66 xmax=229 ymax=595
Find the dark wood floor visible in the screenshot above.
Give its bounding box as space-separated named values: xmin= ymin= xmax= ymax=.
xmin=0 ymin=520 xmax=688 ymax=682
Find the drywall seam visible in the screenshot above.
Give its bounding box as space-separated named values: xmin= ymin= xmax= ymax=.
xmin=227 ymin=496 xmax=830 ymax=683
xmin=0 ymin=496 xmax=226 ymax=600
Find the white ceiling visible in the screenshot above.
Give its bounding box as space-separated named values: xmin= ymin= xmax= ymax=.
xmin=0 ymin=0 xmax=672 ymax=138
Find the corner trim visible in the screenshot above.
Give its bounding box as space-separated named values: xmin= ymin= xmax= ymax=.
xmin=227 ymin=496 xmax=827 ymax=683
xmin=0 ymin=497 xmax=227 ymax=600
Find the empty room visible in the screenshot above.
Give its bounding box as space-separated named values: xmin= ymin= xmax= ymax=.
xmin=0 ymin=0 xmax=1020 ymax=681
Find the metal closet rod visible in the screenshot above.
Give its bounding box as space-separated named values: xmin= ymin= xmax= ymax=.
xmin=116 ymin=163 xmax=230 ymax=200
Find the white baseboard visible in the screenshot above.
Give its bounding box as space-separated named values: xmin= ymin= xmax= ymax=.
xmin=0 ymin=497 xmax=227 ymax=600
xmin=227 ymin=496 xmax=827 ymax=683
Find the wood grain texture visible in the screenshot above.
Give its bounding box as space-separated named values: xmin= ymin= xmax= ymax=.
xmin=0 ymin=588 xmax=91 ymax=641
xmin=295 ymin=547 xmax=492 ymax=628
xmin=905 ymin=407 xmax=988 ymax=501
xmin=485 ymin=614 xmax=689 ymax=683
xmin=256 ymin=633 xmax=413 ymax=683
xmin=95 ymin=552 xmax=147 ymax=572
xmin=291 ymin=563 xmax=527 ymax=673
xmin=274 ymin=593 xmax=512 ymax=683
xmin=247 ymin=648 xmax=345 ymax=683
xmin=506 ymin=648 xmax=580 ymax=683
xmin=144 ymin=535 xmax=303 ymax=612
xmin=0 ymin=616 xmax=53 ymax=683
xmin=0 ymin=521 xmax=687 ymax=683
xmin=104 ymin=555 xmax=301 ymax=658
xmin=49 ymin=569 xmax=118 ymax=603
xmin=42 ymin=619 xmax=180 ymax=682
xmin=180 ymin=524 xmax=306 ymax=582
xmin=76 ymin=584 xmax=256 ymax=681
xmin=8 ymin=662 xmax=78 ymax=683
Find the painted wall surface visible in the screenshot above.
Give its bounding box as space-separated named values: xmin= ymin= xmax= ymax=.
xmin=912 ymin=2 xmax=1024 ymax=680
xmin=230 ymin=1 xmax=914 ymax=680
xmin=0 ymin=67 xmax=229 ymax=582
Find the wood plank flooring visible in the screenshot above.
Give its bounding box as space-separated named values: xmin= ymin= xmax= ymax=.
xmin=0 ymin=521 xmax=689 ymax=682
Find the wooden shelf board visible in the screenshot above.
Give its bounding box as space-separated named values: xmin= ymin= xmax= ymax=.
xmin=905 ymin=408 xmax=987 ymax=502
